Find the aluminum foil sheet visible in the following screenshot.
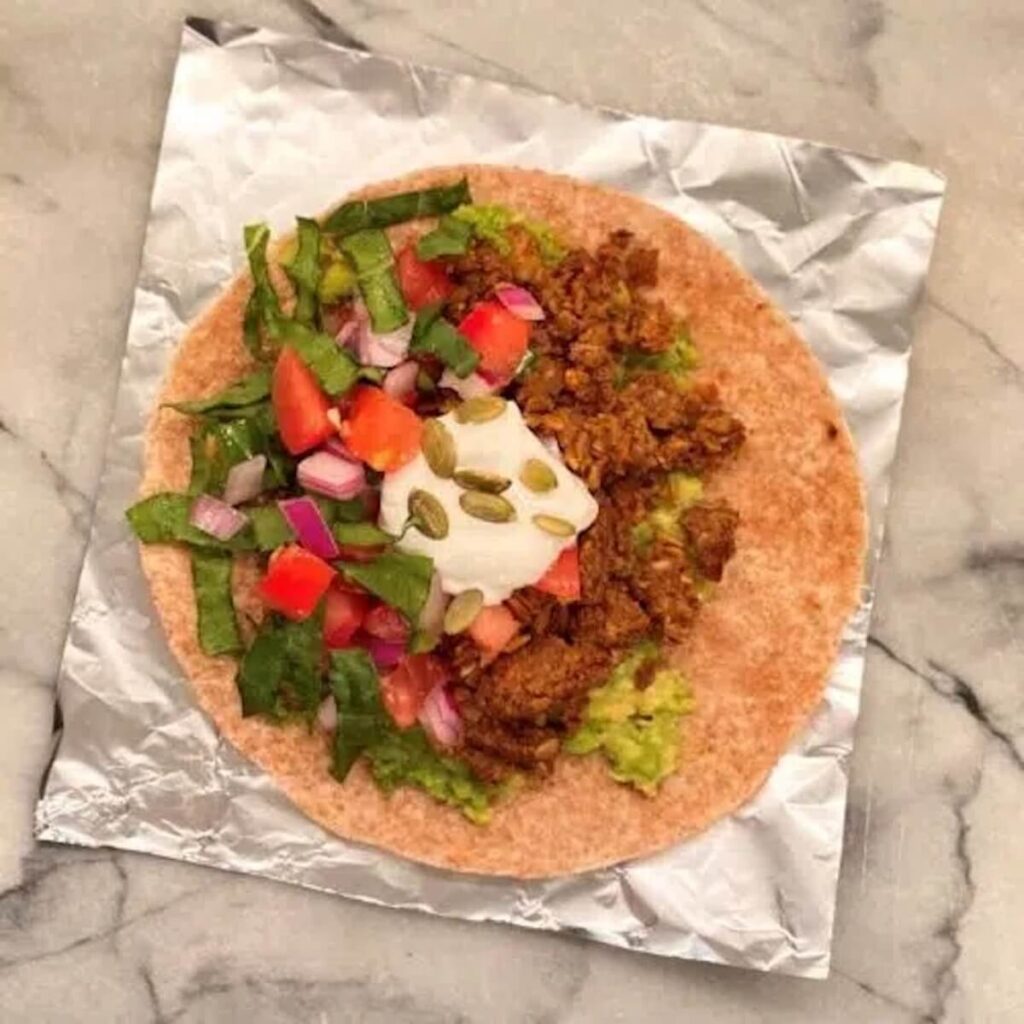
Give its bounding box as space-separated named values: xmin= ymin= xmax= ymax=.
xmin=35 ymin=17 xmax=944 ymax=978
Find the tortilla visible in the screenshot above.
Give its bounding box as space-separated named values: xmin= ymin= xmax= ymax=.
xmin=138 ymin=165 xmax=865 ymax=878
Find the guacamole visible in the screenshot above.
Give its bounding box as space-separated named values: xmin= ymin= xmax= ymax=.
xmin=565 ymin=643 xmax=695 ymax=794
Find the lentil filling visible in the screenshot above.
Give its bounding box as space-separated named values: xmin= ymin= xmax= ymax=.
xmin=439 ymin=227 xmax=746 ymax=783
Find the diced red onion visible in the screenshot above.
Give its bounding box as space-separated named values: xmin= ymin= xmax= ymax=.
xmin=418 ymin=683 xmax=462 ymax=748
xmin=324 ymin=433 xmax=359 ymax=463
xmin=494 ymin=282 xmax=545 ymax=321
xmin=222 ymin=454 xmax=266 ymax=506
xmin=417 ymin=572 xmax=448 ymax=636
xmin=439 ymin=369 xmax=497 ymax=399
xmin=383 ymin=360 xmax=419 ymax=403
xmin=317 ymin=696 xmax=338 ymax=732
xmin=277 ymin=496 xmax=339 ymax=560
xmin=189 ymin=494 xmax=249 ymax=541
xmin=335 ymin=318 xmax=359 ymax=350
xmin=355 ymin=301 xmax=413 ymax=368
xmin=297 ymin=451 xmax=365 ymax=500
xmin=365 ymin=636 xmax=405 ymax=671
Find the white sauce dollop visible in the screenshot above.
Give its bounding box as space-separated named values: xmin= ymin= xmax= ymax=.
xmin=379 ymin=402 xmax=598 ymax=604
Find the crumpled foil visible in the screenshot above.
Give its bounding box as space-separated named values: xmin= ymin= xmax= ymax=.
xmin=35 ymin=17 xmax=944 ymax=977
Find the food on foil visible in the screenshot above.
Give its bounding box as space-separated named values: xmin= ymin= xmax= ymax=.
xmin=127 ymin=166 xmax=865 ymax=877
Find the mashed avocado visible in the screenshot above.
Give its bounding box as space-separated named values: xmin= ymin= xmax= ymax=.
xmin=565 ymin=643 xmax=695 ymax=794
xmin=632 ymin=473 xmax=703 ymax=555
xmin=452 ymin=203 xmax=566 ymax=264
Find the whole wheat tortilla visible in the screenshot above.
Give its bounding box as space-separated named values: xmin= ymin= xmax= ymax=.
xmin=138 ymin=165 xmax=865 ymax=878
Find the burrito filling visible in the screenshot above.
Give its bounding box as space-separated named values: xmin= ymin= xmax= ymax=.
xmin=128 ymin=178 xmax=745 ymax=823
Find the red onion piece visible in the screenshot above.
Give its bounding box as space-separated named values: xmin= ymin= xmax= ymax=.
xmin=189 ymin=494 xmax=248 ymax=541
xmin=297 ymin=451 xmax=365 ymax=500
xmin=365 ymin=636 xmax=405 ymax=671
xmin=317 ymin=696 xmax=338 ymax=732
xmin=335 ymin=319 xmax=359 ymax=350
xmin=324 ymin=434 xmax=359 ymax=462
xmin=418 ymin=683 xmax=462 ymax=748
xmin=277 ymin=496 xmax=340 ymax=560
xmin=439 ymin=369 xmax=497 ymax=399
xmin=355 ymin=301 xmax=413 ymax=368
xmin=222 ymin=454 xmax=266 ymax=506
xmin=382 ymin=360 xmax=419 ymax=403
xmin=494 ymin=282 xmax=545 ymax=321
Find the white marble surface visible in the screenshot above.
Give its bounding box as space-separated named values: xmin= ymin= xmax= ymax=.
xmin=1 ymin=1 xmax=1022 ymax=1021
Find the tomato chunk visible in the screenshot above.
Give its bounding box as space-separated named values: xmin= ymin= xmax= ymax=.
xmin=340 ymin=386 xmax=423 ymax=472
xmin=272 ymin=346 xmax=332 ymax=455
xmin=468 ymin=604 xmax=520 ymax=653
xmin=396 ymin=244 xmax=453 ymax=310
xmin=363 ymin=603 xmax=410 ymax=643
xmin=533 ymin=546 xmax=581 ymax=601
xmin=457 ymin=301 xmax=530 ymax=380
xmin=380 ymin=654 xmax=447 ymax=728
xmin=258 ymin=545 xmax=336 ymax=620
xmin=323 ymin=584 xmax=370 ymax=649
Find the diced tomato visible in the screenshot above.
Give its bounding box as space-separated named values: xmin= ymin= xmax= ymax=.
xmin=457 ymin=301 xmax=530 ymax=380
xmin=362 ymin=603 xmax=410 ymax=643
xmin=339 ymin=386 xmax=423 ymax=472
xmin=468 ymin=604 xmax=520 ymax=654
xmin=323 ymin=584 xmax=370 ymax=649
xmin=258 ymin=545 xmax=336 ymax=621
xmin=272 ymin=346 xmax=332 ymax=455
xmin=534 ymin=546 xmax=581 ymax=601
xmin=380 ymin=654 xmax=448 ymax=728
xmin=396 ymin=244 xmax=453 ymax=310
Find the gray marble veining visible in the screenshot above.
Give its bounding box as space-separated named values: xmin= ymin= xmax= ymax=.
xmin=1 ymin=1 xmax=1022 ymax=1022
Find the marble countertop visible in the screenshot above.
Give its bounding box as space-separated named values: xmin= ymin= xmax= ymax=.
xmin=2 ymin=1 xmax=1022 ymax=1021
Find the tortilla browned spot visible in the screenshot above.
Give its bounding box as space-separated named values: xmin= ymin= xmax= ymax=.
xmin=137 ymin=166 xmax=865 ymax=878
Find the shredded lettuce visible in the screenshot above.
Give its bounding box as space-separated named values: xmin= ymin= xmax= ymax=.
xmin=328 ymin=649 xmax=392 ymax=780
xmin=282 ymin=216 xmax=322 ymax=325
xmin=191 ymin=549 xmax=242 ymax=656
xmin=323 ymin=179 xmax=471 ymax=236
xmin=409 ymin=303 xmax=479 ymax=378
xmin=271 ymin=319 xmax=359 ymax=396
xmin=416 ymin=215 xmax=474 ymax=260
xmin=166 ymin=370 xmax=271 ymax=416
xmin=236 ymin=610 xmax=324 ymax=720
xmin=242 ymin=223 xmax=282 ymax=359
xmin=338 ymin=549 xmax=434 ymax=622
xmin=338 ymin=229 xmax=409 ymax=334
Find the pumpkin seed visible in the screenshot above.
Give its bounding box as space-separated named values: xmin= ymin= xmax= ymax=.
xmin=421 ymin=419 xmax=456 ymax=478
xmin=408 ymin=489 xmax=449 ymax=540
xmin=459 ymin=490 xmax=517 ymax=523
xmin=519 ymin=458 xmax=558 ymax=494
xmin=453 ymin=468 xmax=511 ymax=494
xmin=454 ymin=395 xmax=506 ymax=424
xmin=444 ymin=589 xmax=484 ymax=634
xmin=532 ymin=513 xmax=575 ymax=538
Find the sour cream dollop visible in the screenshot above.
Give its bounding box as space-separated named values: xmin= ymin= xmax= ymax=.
xmin=379 ymin=402 xmax=598 ymax=604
